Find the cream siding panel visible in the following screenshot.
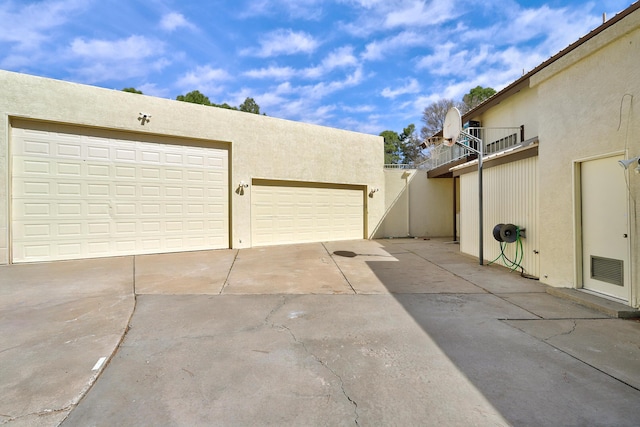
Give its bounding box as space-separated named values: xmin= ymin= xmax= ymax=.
xmin=251 ymin=184 xmax=364 ymax=246
xmin=11 ymin=125 xmax=229 ymax=262
xmin=460 ymin=156 xmax=539 ymax=277
xmin=460 ymin=172 xmax=479 ymax=257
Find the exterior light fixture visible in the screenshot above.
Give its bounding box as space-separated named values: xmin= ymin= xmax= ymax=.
xmin=236 ymin=181 xmax=249 ymax=195
xmin=138 ymin=112 xmax=151 ymax=125
xmin=618 ymin=156 xmax=640 ymax=173
xmin=369 ymin=188 xmax=379 ymax=197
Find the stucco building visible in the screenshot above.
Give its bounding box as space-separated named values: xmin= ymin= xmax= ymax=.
xmin=0 ymin=72 xmax=385 ymax=264
xmin=1 ymin=2 xmax=638 ymax=310
xmin=422 ymin=2 xmax=640 ymax=308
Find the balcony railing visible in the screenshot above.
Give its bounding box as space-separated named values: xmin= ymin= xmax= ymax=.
xmin=425 ymin=126 xmax=523 ymax=171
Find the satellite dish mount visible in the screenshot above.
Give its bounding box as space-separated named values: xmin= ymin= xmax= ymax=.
xmin=443 ymin=107 xmax=486 ymax=264
xmin=443 ymin=107 xmax=483 ymax=155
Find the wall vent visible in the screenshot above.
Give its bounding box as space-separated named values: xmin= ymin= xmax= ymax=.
xmin=590 ymin=256 xmax=623 ymax=286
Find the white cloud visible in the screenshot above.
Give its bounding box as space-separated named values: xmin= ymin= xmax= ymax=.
xmin=383 ymin=0 xmax=457 ymax=29
xmin=342 ymin=104 xmax=376 ymax=113
xmin=160 ymin=12 xmax=196 ymax=32
xmin=176 ymin=65 xmax=232 ymax=90
xmin=0 ymin=53 xmax=32 ymax=69
xmin=416 ymin=42 xmax=493 ymax=78
xmin=336 ymin=113 xmax=385 ymax=135
xmin=338 ymin=0 xmax=386 ymax=9
xmin=249 ymin=66 xmax=366 ymax=126
xmin=70 ymin=35 xmax=161 ymax=60
xmin=411 ymin=0 xmax=605 ymax=113
xmin=67 ymin=35 xmax=169 ymax=83
xmin=302 ymin=45 xmax=359 ymax=78
xmin=240 ymin=0 xmax=325 ymax=20
xmin=320 ymin=46 xmax=359 ymax=70
xmin=302 ymin=66 xmax=364 ymax=100
xmin=339 ymin=0 xmax=461 ymax=37
xmin=495 ymin=4 xmax=600 ymax=54
xmin=242 ymin=29 xmax=320 ymax=57
xmin=381 ymin=78 xmax=421 ymax=99
xmin=362 ymin=31 xmax=426 ymax=61
xmin=244 ymin=46 xmax=358 ymax=80
xmin=0 ymin=0 xmax=87 ymax=50
xmin=70 ymin=57 xmax=170 ymax=84
xmin=137 ymin=82 xmax=171 ymax=98
xmin=244 ymin=66 xmax=298 ymax=80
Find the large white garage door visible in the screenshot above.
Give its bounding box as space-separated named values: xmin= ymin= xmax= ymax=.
xmin=251 ymin=180 xmax=364 ymax=246
xmin=11 ymin=121 xmax=229 ymax=263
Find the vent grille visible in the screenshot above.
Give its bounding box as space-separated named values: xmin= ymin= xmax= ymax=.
xmin=591 ymin=256 xmax=624 ymax=286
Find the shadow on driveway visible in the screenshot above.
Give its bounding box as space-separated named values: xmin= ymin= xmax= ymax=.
xmin=3 ymin=239 xmax=640 ymax=426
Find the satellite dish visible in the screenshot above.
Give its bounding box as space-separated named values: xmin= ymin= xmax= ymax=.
xmin=443 ymin=107 xmax=462 ymax=147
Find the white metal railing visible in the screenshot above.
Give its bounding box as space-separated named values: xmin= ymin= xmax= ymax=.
xmin=384 ymin=157 xmax=437 ymax=170
xmin=426 ymin=127 xmax=522 ymax=170
xmin=383 ymin=163 xmax=415 ymax=169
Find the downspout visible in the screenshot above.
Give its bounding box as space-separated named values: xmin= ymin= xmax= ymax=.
xmin=406 ymin=172 xmax=410 ymax=236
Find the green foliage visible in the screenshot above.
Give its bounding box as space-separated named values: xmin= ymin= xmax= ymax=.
xmin=215 ymin=103 xmax=237 ymax=110
xmin=239 ymin=97 xmax=261 ymax=114
xmin=122 ymin=87 xmax=143 ymax=94
xmin=176 ymin=91 xmax=264 ymax=115
xmin=399 ymin=124 xmax=423 ymax=165
xmin=462 ymin=86 xmax=496 ymax=112
xmin=176 ymin=90 xmax=212 ymax=105
xmin=380 ymin=130 xmax=401 ymax=164
xmin=381 ymin=124 xmax=424 ymax=165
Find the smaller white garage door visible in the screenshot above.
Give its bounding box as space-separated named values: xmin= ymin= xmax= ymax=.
xmin=11 ymin=121 xmax=229 ymax=263
xmin=251 ymin=180 xmax=365 ymax=246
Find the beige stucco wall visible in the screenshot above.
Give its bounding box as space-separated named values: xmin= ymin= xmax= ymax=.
xmin=409 ymin=174 xmax=453 ymax=238
xmin=531 ymin=11 xmax=640 ymax=306
xmin=374 ymin=170 xmax=452 ymax=238
xmin=471 ymin=85 xmax=539 ymax=141
xmin=374 ymin=170 xmax=412 ymax=238
xmin=0 ymin=71 xmax=384 ymax=264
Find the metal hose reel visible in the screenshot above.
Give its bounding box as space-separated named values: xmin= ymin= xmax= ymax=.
xmin=492 ymin=223 xmax=525 ymax=243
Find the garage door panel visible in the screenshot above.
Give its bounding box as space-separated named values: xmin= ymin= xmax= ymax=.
xmin=11 ymin=124 xmax=229 ymax=263
xmin=251 ymin=183 xmax=364 ymax=246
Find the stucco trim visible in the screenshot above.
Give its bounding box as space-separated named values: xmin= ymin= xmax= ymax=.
xmin=451 ymin=143 xmax=539 ymax=177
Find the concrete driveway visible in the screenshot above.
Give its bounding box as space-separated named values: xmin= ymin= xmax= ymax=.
xmin=1 ymin=239 xmax=639 ymax=426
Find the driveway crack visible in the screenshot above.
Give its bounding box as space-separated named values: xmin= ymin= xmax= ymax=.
xmin=264 ymin=296 xmax=288 ymax=325
xmin=277 ymin=323 xmax=359 ymax=426
xmin=1 ymin=406 xmax=72 ymax=425
xmin=546 ymin=320 xmax=578 ymax=341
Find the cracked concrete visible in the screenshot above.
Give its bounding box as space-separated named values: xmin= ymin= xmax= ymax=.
xmin=0 ymin=257 xmax=135 ymax=427
xmin=504 ymin=318 xmax=640 ymax=390
xmin=63 ymin=294 xmax=516 ymax=426
xmin=278 ymin=323 xmax=360 ymax=426
xmin=62 ymin=295 xmax=366 ymax=426
xmin=3 ymin=239 xmax=640 ymax=426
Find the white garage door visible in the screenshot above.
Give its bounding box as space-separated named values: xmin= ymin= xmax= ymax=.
xmin=11 ymin=121 xmax=229 ymax=263
xmin=251 ymin=181 xmax=364 ymax=246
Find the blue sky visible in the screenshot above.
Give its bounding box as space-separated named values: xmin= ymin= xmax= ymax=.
xmin=0 ymin=0 xmax=633 ymax=135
